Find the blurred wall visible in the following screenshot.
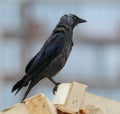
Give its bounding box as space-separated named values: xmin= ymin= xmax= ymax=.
xmin=0 ymin=0 xmax=120 ymax=110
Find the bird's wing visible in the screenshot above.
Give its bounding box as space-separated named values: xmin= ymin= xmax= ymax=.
xmin=25 ymin=52 xmax=41 ymax=73
xmin=25 ymin=34 xmax=64 ymax=74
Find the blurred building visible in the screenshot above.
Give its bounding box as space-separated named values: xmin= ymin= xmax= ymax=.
xmin=0 ymin=0 xmax=120 ymax=110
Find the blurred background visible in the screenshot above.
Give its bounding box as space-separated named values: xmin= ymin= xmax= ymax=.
xmin=0 ymin=0 xmax=120 ymax=110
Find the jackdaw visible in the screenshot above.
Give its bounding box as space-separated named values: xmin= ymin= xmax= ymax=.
xmin=12 ymin=14 xmax=86 ymax=102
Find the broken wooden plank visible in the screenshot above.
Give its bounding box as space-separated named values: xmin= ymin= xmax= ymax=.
xmin=81 ymin=92 xmax=120 ymax=114
xmin=1 ymin=82 xmax=120 ymax=114
xmin=53 ymin=82 xmax=120 ymax=114
xmin=1 ymin=104 xmax=29 ymax=114
xmin=53 ymin=82 xmax=87 ymax=112
xmin=56 ymin=105 xmax=80 ymax=114
xmin=24 ymin=94 xmax=57 ymax=114
xmin=1 ymin=94 xmax=57 ymax=114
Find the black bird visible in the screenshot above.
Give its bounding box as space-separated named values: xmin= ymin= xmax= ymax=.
xmin=12 ymin=14 xmax=86 ymax=102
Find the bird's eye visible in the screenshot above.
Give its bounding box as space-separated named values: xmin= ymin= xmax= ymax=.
xmin=68 ymin=17 xmax=74 ymax=24
xmin=73 ymin=16 xmax=77 ymax=21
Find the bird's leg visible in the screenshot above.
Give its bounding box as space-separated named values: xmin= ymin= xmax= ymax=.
xmin=53 ymin=83 xmax=61 ymax=94
xmin=47 ymin=77 xmax=61 ymax=94
xmin=47 ymin=77 xmax=58 ymax=85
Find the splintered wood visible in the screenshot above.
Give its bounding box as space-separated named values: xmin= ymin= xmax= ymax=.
xmin=1 ymin=82 xmax=120 ymax=114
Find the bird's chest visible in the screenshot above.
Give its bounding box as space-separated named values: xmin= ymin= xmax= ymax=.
xmin=48 ymin=39 xmax=73 ymax=76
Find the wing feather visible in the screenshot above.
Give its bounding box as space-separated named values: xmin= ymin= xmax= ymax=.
xmin=25 ymin=34 xmax=64 ymax=75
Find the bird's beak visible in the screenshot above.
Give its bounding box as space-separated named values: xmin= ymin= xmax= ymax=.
xmin=78 ymin=18 xmax=87 ymax=23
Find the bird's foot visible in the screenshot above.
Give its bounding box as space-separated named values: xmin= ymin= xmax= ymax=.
xmin=53 ymin=82 xmax=61 ymax=94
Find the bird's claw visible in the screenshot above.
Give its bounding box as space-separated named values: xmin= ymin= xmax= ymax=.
xmin=53 ymin=82 xmax=61 ymax=94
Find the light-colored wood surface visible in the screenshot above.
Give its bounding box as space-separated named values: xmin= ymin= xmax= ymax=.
xmin=81 ymin=92 xmax=120 ymax=114
xmin=1 ymin=82 xmax=120 ymax=114
xmin=24 ymin=94 xmax=57 ymax=114
xmin=1 ymin=94 xmax=57 ymax=114
xmin=53 ymin=82 xmax=120 ymax=114
xmin=53 ymin=82 xmax=87 ymax=112
xmin=1 ymin=104 xmax=29 ymax=114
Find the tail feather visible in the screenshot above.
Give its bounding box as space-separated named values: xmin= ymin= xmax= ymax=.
xmin=15 ymin=86 xmax=23 ymax=95
xmin=12 ymin=74 xmax=29 ymax=94
xmin=12 ymin=73 xmax=44 ymax=101
xmin=21 ymin=81 xmax=33 ymax=102
xmin=21 ymin=76 xmax=44 ymax=102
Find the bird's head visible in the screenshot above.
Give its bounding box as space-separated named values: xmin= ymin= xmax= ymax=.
xmin=59 ymin=14 xmax=87 ymax=28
